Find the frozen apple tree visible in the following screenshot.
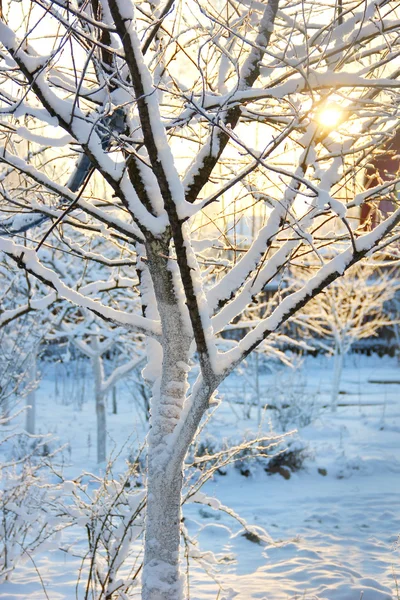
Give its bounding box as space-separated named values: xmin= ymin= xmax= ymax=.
xmin=1 ymin=0 xmax=400 ymax=597
xmin=56 ymin=313 xmax=145 ymax=463
xmin=292 ymin=260 xmax=398 ymax=410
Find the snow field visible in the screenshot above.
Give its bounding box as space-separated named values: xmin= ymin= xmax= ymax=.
xmin=0 ymin=354 xmax=399 ymax=599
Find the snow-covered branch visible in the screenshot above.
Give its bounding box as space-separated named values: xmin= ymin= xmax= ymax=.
xmin=0 ymin=238 xmax=160 ymax=337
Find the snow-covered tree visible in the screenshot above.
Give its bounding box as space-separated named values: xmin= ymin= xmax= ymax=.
xmin=0 ymin=260 xmax=57 ymax=428
xmin=59 ymin=315 xmax=145 ymax=463
xmin=293 ymin=261 xmax=398 ymax=410
xmin=1 ymin=240 xmax=140 ymax=434
xmin=1 ymin=1 xmax=400 ymax=598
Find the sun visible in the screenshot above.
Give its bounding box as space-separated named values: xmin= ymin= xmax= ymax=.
xmin=316 ymin=105 xmax=342 ymax=129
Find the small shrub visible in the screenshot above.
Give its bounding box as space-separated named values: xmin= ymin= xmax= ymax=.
xmin=265 ymin=442 xmax=309 ymax=478
xmin=0 ymin=441 xmax=64 ymax=582
xmin=58 ymin=461 xmax=146 ymax=600
xmin=188 ymin=431 xmax=307 ymax=480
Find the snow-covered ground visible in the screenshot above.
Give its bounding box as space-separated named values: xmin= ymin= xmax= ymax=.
xmin=1 ymin=354 xmax=399 ymax=600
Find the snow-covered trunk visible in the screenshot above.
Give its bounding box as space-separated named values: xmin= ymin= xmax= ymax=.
xmin=92 ymin=340 xmax=106 ymax=463
xmin=143 ymin=463 xmax=184 ymax=600
xmin=142 ymin=240 xmax=191 ymax=600
xmin=143 ymin=346 xmax=190 ymax=599
xmin=25 ymin=351 xmax=36 ymax=434
xmin=331 ymin=349 xmax=344 ymax=412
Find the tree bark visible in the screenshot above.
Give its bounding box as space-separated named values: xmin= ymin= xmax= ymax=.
xmin=142 ymin=369 xmax=189 ymax=599
xmin=142 ymin=465 xmax=184 ymax=600
xmin=142 ymin=353 xmax=190 ymax=598
xmin=142 ymin=239 xmax=191 ymax=599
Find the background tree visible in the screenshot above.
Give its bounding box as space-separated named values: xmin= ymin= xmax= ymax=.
xmin=58 ymin=314 xmax=145 ymax=463
xmin=385 ymin=290 xmax=400 ymax=363
xmin=0 ymin=1 xmax=400 ymax=598
xmin=292 ymin=261 xmax=398 ymax=410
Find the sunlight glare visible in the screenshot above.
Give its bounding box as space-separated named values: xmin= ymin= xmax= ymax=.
xmin=316 ymin=105 xmax=342 ymax=129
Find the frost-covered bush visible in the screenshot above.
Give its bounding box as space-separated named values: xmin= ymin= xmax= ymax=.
xmin=58 ymin=464 xmax=146 ymax=600
xmin=264 ymin=440 xmax=310 ymax=479
xmin=0 ymin=308 xmax=62 ymax=581
xmin=0 ymin=414 xmax=64 ymax=582
xmin=2 ymin=437 xmax=147 ymax=596
xmin=7 ymin=433 xmax=56 ymax=461
xmin=187 ymin=431 xmax=295 ymax=480
xmin=59 ymin=442 xmax=284 ymax=599
xmin=269 ymin=371 xmax=319 ymax=433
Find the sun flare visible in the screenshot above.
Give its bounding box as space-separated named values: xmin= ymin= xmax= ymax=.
xmin=316 ymin=105 xmax=342 ymax=129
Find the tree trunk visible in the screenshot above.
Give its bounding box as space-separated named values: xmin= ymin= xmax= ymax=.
xmin=1 ymin=391 xmax=8 ymax=425
xmin=142 ymin=239 xmax=192 ymax=600
xmin=142 ymin=356 xmax=190 ymax=599
xmin=142 ymin=465 xmax=184 ymax=600
xmin=96 ymin=391 xmax=106 ymax=463
xmin=26 ymin=352 xmax=36 ymax=434
xmin=112 ymin=385 xmax=117 ymax=415
xmin=331 ymin=350 xmax=344 ymax=412
xmin=91 ymin=344 xmax=106 ymax=464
